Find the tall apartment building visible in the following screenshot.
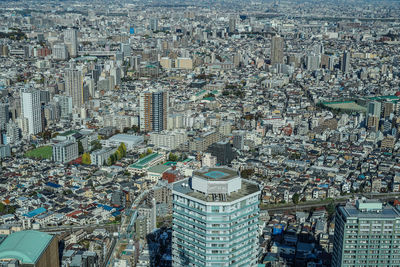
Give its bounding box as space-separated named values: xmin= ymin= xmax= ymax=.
xmin=149 ymin=130 xmax=187 ymax=150
xmin=271 ymin=35 xmax=284 ymax=65
xmin=341 ymin=51 xmax=351 ymax=73
xmin=189 ymin=130 xmax=222 ymax=152
xmin=228 ymin=17 xmax=236 ymax=33
xmin=64 ymin=29 xmax=78 ymax=58
xmin=21 ymin=88 xmax=42 ymax=136
xmin=53 ymin=44 xmax=69 ymax=60
xmin=0 ymin=102 xmax=10 ymax=130
xmin=52 ymin=141 xmax=78 ymax=163
xmin=172 ymin=167 xmax=261 ymax=267
xmin=139 ymin=90 xmax=168 ymax=132
xmin=332 ymin=199 xmax=400 ymax=267
xmin=65 ymin=69 xmax=86 ymax=108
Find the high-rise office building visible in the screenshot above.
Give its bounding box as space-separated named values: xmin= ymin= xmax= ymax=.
xmin=271 ymin=35 xmax=284 ymax=65
xmin=332 ymin=199 xmax=400 ymax=267
xmin=65 ymin=69 xmax=85 ymax=108
xmin=341 ymin=51 xmax=350 ymax=73
xmin=172 ymin=167 xmax=261 ymax=267
xmin=64 ymin=29 xmax=78 ymax=58
xmin=228 ymin=17 xmax=236 ymax=33
xmin=139 ymin=90 xmax=168 ymax=132
xmin=21 ymin=88 xmax=42 ymax=136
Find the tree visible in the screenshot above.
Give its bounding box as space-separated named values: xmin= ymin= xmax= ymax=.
xmin=240 ymin=169 xmax=254 ymax=179
xmin=78 ymin=140 xmax=84 ymax=155
xmin=118 ymin=143 xmax=127 ymax=157
xmin=115 ymin=150 xmax=122 ymax=161
xmin=90 ymin=140 xmax=102 ymax=151
xmin=82 ymin=153 xmax=91 ymax=165
xmin=168 ymin=153 xmax=178 ymax=162
xmin=326 ymin=201 xmax=336 ymax=218
xmin=107 ymin=157 xmax=112 ymax=166
xmin=292 ymin=193 xmax=300 ymax=205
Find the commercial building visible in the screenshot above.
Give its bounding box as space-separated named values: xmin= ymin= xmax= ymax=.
xmin=20 ymin=88 xmax=42 ymax=136
xmin=139 ymin=90 xmax=169 ymax=132
xmin=52 ymin=140 xmax=79 ymax=163
xmin=172 ymin=167 xmax=261 ymax=267
xmin=0 ymin=230 xmax=59 ymax=267
xmin=332 ymin=199 xmax=400 ymax=267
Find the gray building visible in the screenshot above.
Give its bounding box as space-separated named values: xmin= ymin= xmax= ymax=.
xmin=52 ymin=141 xmax=78 ymax=163
xmin=332 ymin=199 xmax=400 ymax=267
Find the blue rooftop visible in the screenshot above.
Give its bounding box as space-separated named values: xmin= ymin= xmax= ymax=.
xmin=45 ymin=182 xmax=62 ymax=188
xmin=24 ymin=207 xmax=46 ymax=218
xmin=204 ymin=171 xmax=229 ymax=179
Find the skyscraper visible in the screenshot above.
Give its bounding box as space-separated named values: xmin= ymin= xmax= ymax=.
xmin=21 ymin=88 xmax=42 ymax=135
xmin=64 ymin=29 xmax=78 ymax=58
xmin=341 ymin=51 xmax=350 ymax=73
xmin=149 ymin=18 xmax=159 ymax=31
xmin=65 ymin=69 xmax=85 ymax=108
xmin=271 ymin=35 xmax=284 ymax=65
xmin=332 ymin=199 xmax=400 ymax=267
xmin=139 ymin=90 xmax=168 ymax=132
xmin=228 ymin=17 xmax=236 ymax=33
xmin=172 ymin=167 xmax=261 ymax=267
xmin=0 ymin=102 xmax=10 ymax=131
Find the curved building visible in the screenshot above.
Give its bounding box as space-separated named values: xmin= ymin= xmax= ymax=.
xmin=0 ymin=230 xmax=59 ymax=267
xmin=172 ymin=167 xmax=261 ymax=267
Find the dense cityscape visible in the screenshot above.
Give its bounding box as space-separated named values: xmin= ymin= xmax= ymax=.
xmin=0 ymin=0 xmax=400 ymax=266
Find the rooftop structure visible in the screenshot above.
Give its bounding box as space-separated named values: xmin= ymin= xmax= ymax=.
xmin=332 ymin=199 xmax=400 ymax=267
xmin=172 ymin=167 xmax=261 ymax=266
xmin=0 ymin=230 xmax=59 ymax=266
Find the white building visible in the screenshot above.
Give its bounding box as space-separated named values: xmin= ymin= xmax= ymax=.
xmin=64 ymin=28 xmax=78 ymax=58
xmin=53 ymin=44 xmax=69 ymax=60
xmin=90 ymin=147 xmax=118 ymax=166
xmin=103 ymin=134 xmax=143 ymax=150
xmin=149 ymin=130 xmax=187 ymax=150
xmin=52 ymin=141 xmax=79 ymax=163
xmin=201 ymin=153 xmax=217 ymax=167
xmin=21 ymin=88 xmax=42 ymax=136
xmin=172 ymin=167 xmax=261 ymax=266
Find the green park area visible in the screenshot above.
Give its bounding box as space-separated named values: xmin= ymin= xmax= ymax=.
xmin=24 ymin=146 xmax=53 ymax=160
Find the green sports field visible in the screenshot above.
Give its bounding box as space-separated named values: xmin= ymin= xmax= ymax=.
xmin=24 ymin=146 xmax=53 ymax=159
